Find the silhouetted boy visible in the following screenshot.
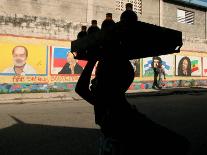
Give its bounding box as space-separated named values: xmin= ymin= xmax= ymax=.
xmin=101 ymin=13 xmax=115 ymax=30
xmin=77 ymin=26 xmax=87 ymax=39
xmin=87 ymin=20 xmax=100 ymax=35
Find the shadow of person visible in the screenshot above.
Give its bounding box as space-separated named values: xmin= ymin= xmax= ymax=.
xmin=0 ymin=115 xmax=101 ymax=155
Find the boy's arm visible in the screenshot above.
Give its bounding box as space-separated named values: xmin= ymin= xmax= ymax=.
xmin=75 ymin=60 xmax=97 ymax=105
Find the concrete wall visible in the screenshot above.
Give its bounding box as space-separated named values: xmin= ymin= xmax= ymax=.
xmin=93 ymin=0 xmax=117 ymax=25
xmin=162 ymin=0 xmax=206 ymax=39
xmin=1 ymin=0 xmax=206 ymax=40
xmin=93 ymin=0 xmax=160 ymax=25
xmin=0 ymin=0 xmax=88 ymax=40
xmin=0 ymin=0 xmax=207 ymax=93
xmin=0 ymin=0 xmax=87 ymax=21
xmin=139 ymin=0 xmax=160 ymax=25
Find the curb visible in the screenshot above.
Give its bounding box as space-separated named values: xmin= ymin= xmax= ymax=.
xmin=0 ymin=91 xmax=83 ymax=105
xmin=0 ymin=88 xmax=207 ymax=104
xmin=0 ymin=97 xmax=75 ymax=105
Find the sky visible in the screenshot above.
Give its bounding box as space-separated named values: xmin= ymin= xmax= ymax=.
xmin=176 ymin=0 xmax=207 ymax=7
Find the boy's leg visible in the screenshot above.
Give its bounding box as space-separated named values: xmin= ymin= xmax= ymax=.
xmin=152 ymin=69 xmax=159 ymax=88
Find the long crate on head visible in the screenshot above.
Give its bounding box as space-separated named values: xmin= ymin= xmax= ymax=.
xmin=71 ymin=21 xmax=182 ymax=60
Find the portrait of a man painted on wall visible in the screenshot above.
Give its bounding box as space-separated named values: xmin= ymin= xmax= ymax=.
xmin=58 ymin=52 xmax=83 ymax=74
xmin=0 ymin=43 xmax=48 ymax=76
xmin=2 ymin=46 xmax=36 ymax=76
xmin=51 ymin=47 xmax=87 ymax=75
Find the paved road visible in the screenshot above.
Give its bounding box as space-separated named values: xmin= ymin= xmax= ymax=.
xmin=0 ymin=92 xmax=207 ymax=155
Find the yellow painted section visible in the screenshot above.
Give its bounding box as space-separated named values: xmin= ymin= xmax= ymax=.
xmin=0 ymin=35 xmax=70 ymax=83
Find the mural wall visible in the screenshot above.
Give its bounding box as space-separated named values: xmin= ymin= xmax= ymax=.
xmin=50 ymin=47 xmax=87 ymax=75
xmin=176 ymin=56 xmax=202 ymax=76
xmin=203 ymin=57 xmax=207 ymax=76
xmin=143 ymin=55 xmax=174 ymax=77
xmin=0 ymin=44 xmax=47 ymax=76
xmin=0 ymin=35 xmax=207 ymax=93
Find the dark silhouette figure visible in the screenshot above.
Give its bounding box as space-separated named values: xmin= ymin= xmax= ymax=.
xmin=75 ymin=4 xmax=190 ymax=154
xmin=101 ymin=13 xmax=116 ymax=30
xmin=117 ymin=3 xmax=138 ymax=60
xmin=120 ymin=3 xmax=138 ymax=22
xmin=75 ymin=57 xmax=190 ymax=154
xmin=178 ymin=56 xmax=192 ymax=76
xmin=152 ymin=56 xmax=162 ymax=89
xmin=77 ymin=26 xmax=87 ymax=39
xmin=87 ymin=20 xmax=100 ymax=35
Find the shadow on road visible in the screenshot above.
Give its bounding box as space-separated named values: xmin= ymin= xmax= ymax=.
xmin=127 ymin=87 xmax=207 ymax=97
xmin=128 ymin=93 xmax=207 ymax=155
xmin=0 ymin=116 xmax=100 ymax=155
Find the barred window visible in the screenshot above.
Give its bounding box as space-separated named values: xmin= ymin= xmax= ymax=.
xmin=177 ymin=9 xmax=194 ymax=24
xmin=115 ymin=0 xmax=142 ymax=14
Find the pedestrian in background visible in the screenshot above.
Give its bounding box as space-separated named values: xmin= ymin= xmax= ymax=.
xmin=157 ymin=62 xmax=166 ymax=88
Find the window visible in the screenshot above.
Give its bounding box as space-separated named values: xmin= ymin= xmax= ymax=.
xmin=115 ymin=0 xmax=142 ymax=14
xmin=177 ymin=9 xmax=194 ymax=24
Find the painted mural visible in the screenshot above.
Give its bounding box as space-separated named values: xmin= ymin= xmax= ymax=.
xmin=143 ymin=55 xmax=174 ymax=77
xmin=0 ymin=43 xmax=48 ymax=76
xmin=0 ymin=35 xmax=207 ymax=93
xmin=176 ymin=56 xmax=202 ymax=76
xmin=130 ymin=59 xmax=140 ymax=77
xmin=203 ymin=57 xmax=207 ymax=76
xmin=50 ymin=47 xmax=87 ymax=75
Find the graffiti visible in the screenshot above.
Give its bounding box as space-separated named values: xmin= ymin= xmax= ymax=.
xmin=50 ymin=75 xmax=80 ymax=82
xmin=12 ymin=76 xmax=49 ymax=83
xmin=11 ymin=75 xmax=80 ymax=84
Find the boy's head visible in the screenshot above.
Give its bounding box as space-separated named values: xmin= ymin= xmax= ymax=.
xmin=126 ymin=3 xmax=133 ymax=10
xmin=81 ymin=26 xmax=87 ymax=31
xmin=91 ymin=20 xmax=97 ymax=26
xmin=106 ymin=13 xmax=112 ymax=20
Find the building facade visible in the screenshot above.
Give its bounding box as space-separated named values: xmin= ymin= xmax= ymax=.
xmin=0 ymin=0 xmax=207 ymax=93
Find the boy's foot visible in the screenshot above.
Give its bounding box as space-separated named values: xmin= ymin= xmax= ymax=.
xmin=152 ymin=85 xmax=156 ymax=89
xmin=157 ymin=86 xmax=162 ymax=89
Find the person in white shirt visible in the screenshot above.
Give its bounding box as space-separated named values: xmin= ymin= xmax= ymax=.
xmin=2 ymin=46 xmax=36 ymax=76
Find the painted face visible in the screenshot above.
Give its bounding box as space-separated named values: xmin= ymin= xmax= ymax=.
xmin=13 ymin=47 xmax=27 ymax=67
xmin=182 ymin=59 xmax=188 ymax=71
xmin=67 ymin=52 xmax=76 ymax=66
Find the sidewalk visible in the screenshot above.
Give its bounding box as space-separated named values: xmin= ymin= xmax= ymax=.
xmin=0 ymin=87 xmax=207 ymax=104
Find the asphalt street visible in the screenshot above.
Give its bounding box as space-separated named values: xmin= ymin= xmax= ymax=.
xmin=0 ymin=92 xmax=207 ymax=155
